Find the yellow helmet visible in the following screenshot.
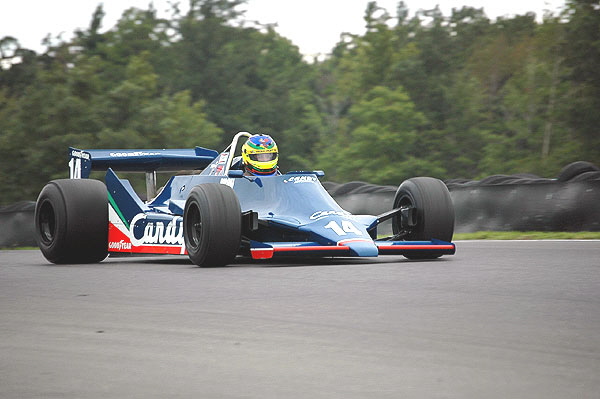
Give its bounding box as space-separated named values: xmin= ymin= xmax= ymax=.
xmin=241 ymin=134 xmax=278 ymax=175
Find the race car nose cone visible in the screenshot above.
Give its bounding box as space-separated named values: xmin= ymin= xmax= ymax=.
xmin=338 ymin=238 xmax=379 ymax=257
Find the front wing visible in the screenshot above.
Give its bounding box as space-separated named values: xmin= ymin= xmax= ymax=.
xmin=248 ymin=239 xmax=456 ymax=259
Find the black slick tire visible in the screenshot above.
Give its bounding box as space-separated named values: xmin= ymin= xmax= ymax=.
xmin=392 ymin=177 xmax=454 ymax=259
xmin=35 ymin=179 xmax=108 ymax=264
xmin=183 ymin=184 xmax=241 ymax=267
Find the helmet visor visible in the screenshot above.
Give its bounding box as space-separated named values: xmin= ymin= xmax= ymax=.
xmin=249 ymin=152 xmax=277 ymax=162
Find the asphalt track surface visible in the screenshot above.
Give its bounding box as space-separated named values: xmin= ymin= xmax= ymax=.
xmin=1 ymin=241 xmax=599 ymax=399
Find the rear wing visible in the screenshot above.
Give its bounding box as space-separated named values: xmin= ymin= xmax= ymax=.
xmin=69 ymin=147 xmax=218 ymax=178
xmin=69 ymin=146 xmax=219 ymax=199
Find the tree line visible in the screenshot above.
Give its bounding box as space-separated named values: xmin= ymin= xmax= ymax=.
xmin=0 ymin=0 xmax=598 ymax=204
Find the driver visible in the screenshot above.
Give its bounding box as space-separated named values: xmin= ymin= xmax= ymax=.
xmin=241 ymin=134 xmax=279 ymax=176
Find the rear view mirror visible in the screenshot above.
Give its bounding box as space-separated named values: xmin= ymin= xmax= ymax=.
xmin=228 ymin=170 xmax=244 ymax=178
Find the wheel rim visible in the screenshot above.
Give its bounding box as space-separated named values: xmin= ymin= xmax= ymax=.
xmin=38 ymin=200 xmax=56 ymax=245
xmin=186 ymin=203 xmax=202 ymax=250
xmin=395 ymin=193 xmax=413 ymax=209
xmin=393 ymin=192 xmax=415 ymax=234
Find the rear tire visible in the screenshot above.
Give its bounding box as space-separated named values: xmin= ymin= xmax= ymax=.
xmin=392 ymin=177 xmax=454 ymax=259
xmin=35 ymin=179 xmax=108 ymax=264
xmin=183 ymin=184 xmax=241 ymax=267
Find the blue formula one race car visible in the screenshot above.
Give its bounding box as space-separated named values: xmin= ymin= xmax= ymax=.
xmin=34 ymin=132 xmax=456 ymax=266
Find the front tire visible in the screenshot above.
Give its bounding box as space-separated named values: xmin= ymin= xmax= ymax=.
xmin=183 ymin=184 xmax=241 ymax=267
xmin=392 ymin=177 xmax=454 ymax=259
xmin=35 ymin=179 xmax=108 ymax=264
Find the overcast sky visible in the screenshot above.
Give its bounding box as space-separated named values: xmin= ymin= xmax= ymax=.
xmin=1 ymin=0 xmax=566 ymax=56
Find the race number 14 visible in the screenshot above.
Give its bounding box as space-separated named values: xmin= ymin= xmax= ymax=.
xmin=324 ymin=220 xmax=362 ymax=236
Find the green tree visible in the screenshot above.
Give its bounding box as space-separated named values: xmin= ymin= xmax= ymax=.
xmin=317 ymin=86 xmax=440 ymax=184
xmin=561 ymin=0 xmax=600 ymax=164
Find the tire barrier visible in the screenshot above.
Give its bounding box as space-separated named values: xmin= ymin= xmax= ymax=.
xmin=449 ymin=180 xmax=600 ymax=233
xmin=1 ymin=162 xmax=599 ymax=247
xmin=0 ymin=201 xmax=37 ymax=248
xmin=326 ymin=161 xmax=600 ymax=235
xmin=446 ymin=161 xmax=599 ymax=232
